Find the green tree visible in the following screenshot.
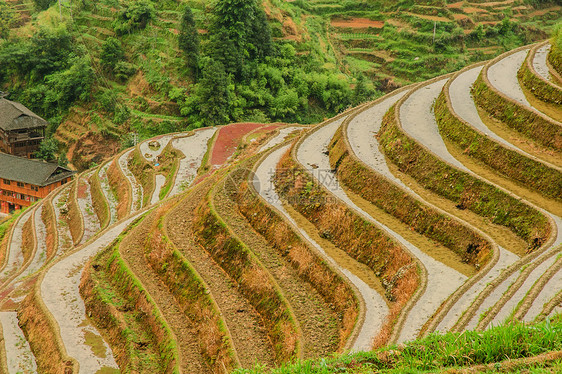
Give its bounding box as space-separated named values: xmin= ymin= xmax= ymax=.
xmin=34 ymin=137 xmax=59 ymax=162
xmin=208 ymin=29 xmax=243 ymax=76
xmin=113 ymin=0 xmax=155 ymax=35
xmin=352 ymin=75 xmax=374 ymax=105
xmin=178 ymin=6 xmax=200 ymax=78
xmin=100 ymin=37 xmax=124 ymax=71
xmin=0 ymin=3 xmax=16 ymax=39
xmin=29 ymin=27 xmax=75 ymax=77
xmin=43 ymin=56 xmax=95 ymax=114
xmin=249 ymin=7 xmax=272 ymax=59
xmin=197 ymin=59 xmax=231 ymax=126
xmin=58 ymin=151 xmax=69 ymax=167
xmin=208 ymin=0 xmax=272 ymax=78
xmin=32 ymin=0 xmax=55 ymax=11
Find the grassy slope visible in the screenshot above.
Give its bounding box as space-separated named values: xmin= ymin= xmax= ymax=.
xmin=235 ymin=316 xmax=562 ymax=373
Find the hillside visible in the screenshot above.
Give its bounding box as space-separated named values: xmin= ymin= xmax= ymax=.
xmin=0 ymin=0 xmax=560 ymax=169
xmin=0 ymin=31 xmax=561 ymax=373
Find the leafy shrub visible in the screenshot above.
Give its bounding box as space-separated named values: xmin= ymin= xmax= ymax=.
xmin=32 ymin=0 xmax=55 ymax=11
xmin=113 ymin=0 xmax=155 ymax=35
xmin=113 ymin=61 xmax=137 ymax=81
xmin=0 ymin=2 xmax=16 ymax=39
xmin=100 ymin=37 xmax=125 ymax=71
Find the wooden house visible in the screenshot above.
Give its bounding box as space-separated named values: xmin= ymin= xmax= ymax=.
xmin=0 ymin=153 xmax=73 ymax=214
xmin=0 ymin=98 xmax=47 ymax=158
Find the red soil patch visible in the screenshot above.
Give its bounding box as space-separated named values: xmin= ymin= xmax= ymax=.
xmin=453 ymin=14 xmax=470 ymax=21
xmin=331 ymin=18 xmax=384 ymax=29
xmin=447 ymin=1 xmax=463 ymax=9
xmin=527 ymin=6 xmax=561 ymax=17
xmin=405 ymin=12 xmax=452 ymax=22
xmin=470 ymin=0 xmax=515 ymax=7
xmin=77 ymin=180 xmax=88 ymax=199
xmin=169 ymin=28 xmax=179 ymax=35
xmin=463 ymin=7 xmax=487 ymax=13
xmin=210 ymin=123 xmax=281 ymax=166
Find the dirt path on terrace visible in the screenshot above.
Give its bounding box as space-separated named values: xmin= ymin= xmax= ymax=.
xmin=449 ymin=65 xmax=561 ymax=170
xmin=345 ymin=90 xmax=522 ymax=334
xmin=401 ymin=79 xmax=471 ymax=172
xmin=398 ymin=79 xmax=562 ymax=333
xmin=488 ymin=48 xmax=562 ymax=124
xmin=213 ymin=182 xmax=340 ymax=359
xmin=347 ymin=91 xmax=410 ymax=191
xmin=151 ymin=174 xmax=166 ymax=205
xmin=41 ymin=215 xmax=141 ymax=373
xmin=435 ymin=244 xmax=519 ymax=332
xmin=98 ymin=162 xmax=118 ymax=225
xmin=52 ymin=185 xmax=74 ymax=257
xmin=297 ymin=118 xmax=466 ymax=343
xmin=78 ymin=172 xmax=101 ymax=244
xmin=487 ymin=223 xmax=562 ymax=327
xmin=481 ymin=251 xmax=556 ymax=327
xmin=119 ymin=212 xmax=206 ymax=373
xmin=458 ymin=221 xmax=559 ymax=330
xmin=523 ymin=245 xmax=562 ymax=322
xmin=533 ymin=44 xmax=554 ymax=82
xmin=170 ymin=129 xmax=216 ymax=197
xmin=0 ymin=208 xmax=35 ymax=287
xmin=0 ymin=205 xmax=49 ymax=307
xmin=487 ymin=49 xmax=532 ymax=107
xmin=139 ymin=134 xmax=174 ymax=163
xmin=166 ymin=181 xmax=276 ymax=368
xmin=256 ymin=145 xmax=387 ymax=352
xmin=0 ymin=311 xmax=37 ymax=373
xmin=257 ymin=126 xmax=302 ymax=154
xmin=118 ymin=149 xmax=143 ymax=212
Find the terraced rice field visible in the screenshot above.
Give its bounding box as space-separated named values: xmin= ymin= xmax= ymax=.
xmin=0 ymin=41 xmax=560 ymax=373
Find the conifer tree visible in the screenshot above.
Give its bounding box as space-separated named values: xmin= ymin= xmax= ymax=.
xmin=178 ymin=6 xmax=200 ymax=78
xmin=197 ymin=59 xmax=230 ymax=126
xmin=208 ymin=0 xmax=272 ymax=79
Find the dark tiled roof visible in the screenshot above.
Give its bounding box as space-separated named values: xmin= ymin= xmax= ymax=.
xmin=0 ymin=99 xmax=47 ymax=131
xmin=0 ymin=153 xmax=74 ymax=186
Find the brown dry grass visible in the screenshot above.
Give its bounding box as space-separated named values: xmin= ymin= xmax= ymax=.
xmin=20 ymin=215 xmax=35 ymax=264
xmin=17 ymin=290 xmax=76 ymax=373
xmin=0 ymin=234 xmax=8 ymax=269
xmin=88 ymin=170 xmax=110 ymax=229
xmin=107 ymin=158 xmax=130 ymax=220
xmin=331 ymin=18 xmax=384 ymax=29
xmin=128 ymin=148 xmax=155 ymax=207
xmin=65 ymin=181 xmax=83 ymax=246
xmin=192 ymin=194 xmax=300 ymax=364
xmin=146 ymin=204 xmax=237 ymax=372
xmin=79 ymin=262 xmax=135 ymax=371
xmin=373 ymin=265 xmax=419 ymax=349
xmin=104 ymin=246 xmax=179 ymax=373
xmin=41 ymin=201 xmax=56 ymax=259
xmin=274 ymin=149 xmax=420 ymax=346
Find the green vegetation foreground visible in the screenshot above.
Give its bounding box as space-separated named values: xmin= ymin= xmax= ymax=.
xmin=235 ymin=317 xmax=562 ymax=373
